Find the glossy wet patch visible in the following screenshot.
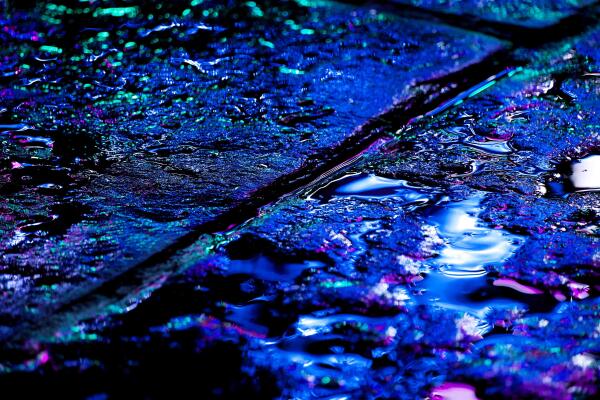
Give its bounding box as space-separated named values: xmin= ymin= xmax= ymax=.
xmin=419 ymin=272 xmax=554 ymax=319
xmin=225 ymin=301 xmax=272 ymax=338
xmin=569 ymin=154 xmax=600 ymax=192
xmin=457 ymin=138 xmax=514 ymax=155
xmin=546 ymin=154 xmax=600 ymax=196
xmin=309 ymin=173 xmax=437 ymax=208
xmin=570 ymin=155 xmax=600 ymax=190
xmin=223 ymin=234 xmax=327 ymax=282
xmin=218 ymin=238 xmax=329 ymax=336
xmin=427 ymin=193 xmax=524 ymax=278
xmin=225 ymin=255 xmax=325 ymax=282
xmin=415 ymin=193 xmax=543 ymax=321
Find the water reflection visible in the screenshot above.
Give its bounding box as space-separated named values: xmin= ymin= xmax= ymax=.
xmin=570 ymin=154 xmax=600 ymax=191
xmin=226 ymin=254 xmax=325 ymax=282
xmin=309 ymin=172 xmax=436 ymax=207
xmin=429 ymin=193 xmax=523 ymax=278
xmin=546 ymin=154 xmax=600 ymax=196
xmin=418 ymin=193 xmax=541 ymax=319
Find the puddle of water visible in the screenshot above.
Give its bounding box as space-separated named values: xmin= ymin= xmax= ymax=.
xmin=250 ymin=313 xmax=382 ymax=396
xmin=419 ymin=273 xmax=553 ymax=318
xmin=226 ymin=301 xmax=271 ymax=337
xmin=225 ymin=255 xmax=325 ymax=282
xmin=569 ymin=154 xmax=600 ymax=192
xmin=345 ymin=220 xmax=383 ymax=266
xmin=295 ymin=313 xmax=389 ymax=338
xmin=545 ymin=154 xmax=600 ymax=196
xmin=429 ymin=194 xmax=523 ymax=278
xmin=220 ymin=253 xmax=326 ymax=336
xmin=308 ymin=173 xmax=436 ymax=207
xmin=258 ymin=340 xmax=371 ymax=396
xmin=459 ymin=139 xmax=513 ymax=155
xmin=418 ymin=193 xmax=543 ymax=319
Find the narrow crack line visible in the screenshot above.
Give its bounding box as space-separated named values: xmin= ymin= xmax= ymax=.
xmin=9 ymin=4 xmax=600 ymax=342
xmin=338 ymin=0 xmax=600 ymax=47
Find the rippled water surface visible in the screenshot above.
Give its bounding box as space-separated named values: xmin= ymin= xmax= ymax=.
xmin=309 ymin=172 xmax=437 ymax=206
xmin=428 ymin=193 xmax=523 ymax=277
xmin=1 ymin=0 xmax=599 ymax=398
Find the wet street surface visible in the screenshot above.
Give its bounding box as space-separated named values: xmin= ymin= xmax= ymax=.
xmin=0 ymin=0 xmax=599 ymax=399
